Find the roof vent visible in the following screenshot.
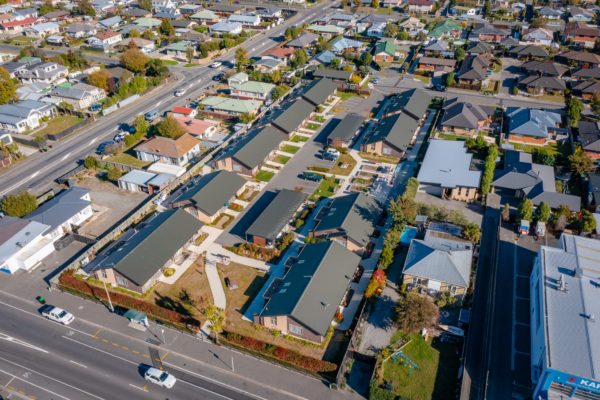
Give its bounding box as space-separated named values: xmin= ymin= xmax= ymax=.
xmin=320 ymin=302 xmax=330 ymax=308
xmin=582 ymin=313 xmax=595 ymax=322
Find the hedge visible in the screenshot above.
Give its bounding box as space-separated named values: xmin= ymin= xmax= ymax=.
xmin=222 ymin=331 xmax=337 ymax=373
xmin=58 ymin=270 xmax=196 ymax=328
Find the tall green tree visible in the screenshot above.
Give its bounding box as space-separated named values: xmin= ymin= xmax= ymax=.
xmin=566 ymin=97 xmax=583 ymax=127
xmin=568 ymin=148 xmax=593 ymax=176
xmin=0 ymin=192 xmax=37 ymax=217
xmin=0 ymin=67 xmax=17 ymax=105
xmin=155 ymin=115 xmax=186 ymax=139
xmin=395 ymin=292 xmax=439 ymax=334
xmin=581 ymin=210 xmax=596 ymax=233
xmin=518 ymin=198 xmax=534 ymax=221
xmin=76 ymin=0 xmax=95 ymax=16
xmin=138 ymin=0 xmax=152 ymax=11
xmin=120 ymin=48 xmax=149 ymax=73
xmin=455 ymin=47 xmax=466 ymax=62
xmin=234 ymin=47 xmax=249 ymax=71
xmin=535 ymin=201 xmax=551 ymax=223
xmin=159 ymin=18 xmax=174 ymax=37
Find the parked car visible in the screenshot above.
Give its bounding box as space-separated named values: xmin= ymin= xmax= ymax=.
xmin=113 ymin=132 xmax=127 ymax=142
xmin=144 ymin=368 xmax=176 ymax=389
xmin=210 ymin=61 xmax=222 ymax=69
xmin=144 ymin=110 xmax=159 ymax=121
xmin=299 ymin=172 xmax=323 ymax=182
xmin=96 ymin=140 xmax=116 ymax=154
xmin=40 ymin=305 xmax=75 ymax=325
xmin=432 ymin=84 xmax=446 ymax=92
xmin=174 ymin=89 xmax=186 ymax=97
xmin=322 ymin=152 xmax=338 ymax=161
xmin=213 ymin=73 xmax=223 ymax=81
xmin=325 ymin=148 xmax=340 ymax=158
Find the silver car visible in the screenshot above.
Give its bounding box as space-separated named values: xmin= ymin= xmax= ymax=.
xmin=144 ymin=368 xmax=176 ymax=389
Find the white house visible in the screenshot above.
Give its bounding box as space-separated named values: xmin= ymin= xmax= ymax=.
xmin=25 ymin=22 xmax=60 ymax=38
xmin=25 ymin=187 xmax=94 ymax=242
xmin=209 ymin=21 xmax=243 ymax=35
xmin=49 ymin=83 xmax=107 ymax=110
xmin=522 ymin=27 xmax=555 ymax=46
xmin=0 ymin=217 xmax=56 ymax=274
xmin=87 ymin=30 xmax=122 ymax=49
xmin=0 ymin=100 xmax=56 ymax=133
xmin=227 ymin=14 xmax=261 ymax=27
xmin=16 ymin=62 xmax=69 ymax=84
xmin=134 ymin=134 xmax=201 ymax=167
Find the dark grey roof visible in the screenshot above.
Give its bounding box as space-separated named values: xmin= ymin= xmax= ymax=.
xmin=508 ymin=44 xmax=550 ymax=58
xmin=386 ymin=88 xmax=432 ymax=120
xmin=301 ymin=78 xmax=337 ymax=107
xmin=572 ymin=67 xmax=600 ymax=79
xmin=25 ymin=187 xmax=90 ymax=231
xmin=589 ymin=173 xmax=600 ymax=205
xmin=83 ymin=209 xmax=202 ymax=287
xmin=327 ymin=113 xmax=363 ymax=143
xmin=521 ymin=60 xmax=567 ymax=77
xmin=218 ymin=126 xmax=286 ymax=169
xmin=286 ymin=32 xmax=318 ymax=48
xmin=312 ymin=68 xmax=352 ymax=81
xmin=175 ymin=170 xmax=245 ymax=216
xmin=246 ymin=189 xmax=306 ymax=241
xmin=271 ymin=98 xmax=314 ymax=134
xmin=520 ymin=75 xmax=566 ymax=90
xmin=467 ymin=41 xmax=493 ymax=54
xmin=457 ymin=54 xmax=488 ymax=81
xmin=574 ymin=80 xmax=600 ymax=95
xmin=441 ymin=99 xmax=495 ymax=130
xmin=578 ymin=121 xmax=600 ymax=152
xmin=365 ymin=113 xmax=418 ymax=152
xmin=313 ymin=192 xmax=382 ymax=247
xmin=493 ymin=150 xmax=581 ymax=211
xmin=260 ymin=241 xmax=360 ymax=336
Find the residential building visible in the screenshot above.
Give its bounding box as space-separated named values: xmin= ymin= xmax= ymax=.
xmin=227 ymin=13 xmax=261 ymax=27
xmin=572 ymin=67 xmax=600 ymax=81
xmin=469 ymin=23 xmax=511 ymax=42
xmin=373 ymin=38 xmax=396 ymax=63
xmin=456 ymin=54 xmax=490 ymax=87
xmin=255 ymin=241 xmax=361 ymax=343
xmin=306 ymin=24 xmax=345 ymax=38
xmin=519 ymin=75 xmax=566 ymax=95
xmin=163 ymin=41 xmax=194 ymax=59
xmin=408 ymin=0 xmax=435 ymax=13
xmin=246 ymin=189 xmax=306 ymax=247
xmin=190 ymin=10 xmax=221 ymax=25
xmin=311 ymin=68 xmax=353 ymax=83
xmin=50 ymin=83 xmax=107 ymax=110
xmin=98 ymin=15 xmax=122 ymax=29
xmin=301 ymin=78 xmax=337 ymax=107
xmin=24 ymin=22 xmax=60 ymax=38
xmin=209 ymin=21 xmax=242 ymax=35
xmin=427 ymin=19 xmax=463 ymax=39
xmin=227 ymin=72 xmax=249 ymax=87
xmin=230 ymin=80 xmax=276 ymax=101
xmin=423 ymin=40 xmax=451 ymax=57
xmin=16 ymin=62 xmax=68 ymax=84
xmin=508 ymin=44 xmax=550 ymax=60
xmin=399 ymin=16 xmax=425 ymax=36
xmin=588 ymin=173 xmax=600 ymax=211
xmin=492 ymin=150 xmax=580 ymax=210
xmin=83 ymin=209 xmax=203 ymax=294
xmin=0 ymin=100 xmax=56 ymax=133
xmin=0 ymin=216 xmax=55 ymax=274
xmin=117 ymin=169 xmax=172 ymax=194
xmin=253 ymin=56 xmax=286 ymax=73
xmin=330 ymin=36 xmax=363 ymax=54
xmin=521 ymin=60 xmax=568 ymax=77
xmin=117 ymin=37 xmax=155 ymax=53
xmin=522 ymin=27 xmax=554 ymax=46
xmin=170 ymin=106 xmax=197 ymax=119
xmin=133 ymin=17 xmax=162 ymax=30
xmin=326 ymin=113 xmax=363 ymax=148
xmin=311 ymin=192 xmax=382 ymax=255
xmin=417 ymin=56 xmax=456 ymax=73
xmin=64 ymin=23 xmax=97 ymax=38
xmin=530 ymin=234 xmax=600 ymax=400
xmin=0 ymin=17 xmax=36 ymax=34
xmin=557 ymin=50 xmax=600 ymax=68
xmin=440 ymin=98 xmax=495 ymax=136
xmin=200 ymin=96 xmax=262 ymax=118
xmin=505 ymin=107 xmax=564 ymax=145
xmin=172 ymin=170 xmax=246 ymax=223
xmin=173 ymin=116 xmax=218 ymax=139
xmin=212 ymin=126 xmax=286 ymax=176
xmin=539 ymin=6 xmax=564 ymax=20
xmin=87 ymin=30 xmax=122 ymax=49
xmin=384 ymin=88 xmax=432 ymax=121
xmin=567 ymin=6 xmax=595 ymax=22
xmin=564 ymin=21 xmax=600 ymax=49
xmin=271 ymin=99 xmax=314 ymax=135
xmin=134 ymin=133 xmax=201 ymax=167
xmin=417 ymin=139 xmax=481 ymax=202
xmin=403 ymin=229 xmax=473 ymax=303
xmin=25 ymin=187 xmax=93 ymax=242
xmin=578 ymin=120 xmax=600 ymax=160
xmin=362 ymin=113 xmax=419 ymax=159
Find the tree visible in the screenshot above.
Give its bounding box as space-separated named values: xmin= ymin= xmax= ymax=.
xmin=397 ymin=31 xmax=409 ymax=41
xmin=159 ymin=18 xmax=174 ymax=37
xmin=185 ymin=46 xmax=194 ymax=63
xmin=372 ymin=0 xmax=379 ymax=7
xmin=0 ymin=192 xmax=38 ymax=217
xmin=138 ymin=0 xmax=152 ymax=11
xmin=86 ymin=69 xmax=110 ymax=92
xmin=384 ymin=22 xmax=398 ymax=38
xmin=518 ymin=198 xmax=534 ymax=221
xmin=120 ymin=48 xmax=149 ymax=73
xmin=455 ymin=47 xmax=465 ymax=62
xmin=203 ymin=305 xmax=225 ymax=342
xmin=76 ymin=0 xmax=95 ymax=16
xmin=365 ymin=270 xmax=386 ymax=298
xmin=155 ymin=115 xmax=186 ymax=139
xmin=39 ymin=0 xmax=54 ymax=15
xmin=388 ymin=196 xmax=417 ymax=226
xmin=581 ymin=209 xmax=596 ymax=233
xmin=146 ymin=58 xmax=168 ymax=77
xmin=552 ymin=205 xmax=571 ymax=231
xmin=403 ymin=177 xmax=419 ymax=200
xmin=480 ymin=144 xmax=498 ymax=195
xmin=133 ymin=115 xmax=149 ymax=138
xmin=0 ymin=67 xmax=17 ymax=105
xmin=462 ymin=223 xmax=482 ymax=243
xmin=291 ymin=48 xmax=307 ymax=68
xmin=535 ymin=201 xmax=551 ymax=223
xmin=566 ymin=97 xmax=583 ymax=127
xmin=235 ymin=47 xmax=249 ymax=71
xmin=359 ymin=51 xmax=372 ymax=67
xmin=445 ymin=72 xmax=455 ymax=87
xmin=271 ymin=84 xmax=290 ymax=100
xmin=106 ymin=167 xmax=123 ymax=181
xmin=569 ymin=148 xmax=593 ymax=176
xmin=501 ymin=203 xmax=511 ymax=222
xmin=592 ymin=93 xmax=600 ymax=115
xmin=83 ymin=156 xmax=100 ymax=170
xmin=395 ymin=292 xmax=439 ymax=334
xmin=530 ymin=17 xmax=546 ymax=28
xmin=483 ymin=0 xmax=491 ymax=16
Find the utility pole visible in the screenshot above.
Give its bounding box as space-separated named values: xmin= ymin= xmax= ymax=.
xmin=103 ymin=281 xmax=114 ymax=313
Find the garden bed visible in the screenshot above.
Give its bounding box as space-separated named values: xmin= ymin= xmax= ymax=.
xmin=358 ymin=152 xmax=400 ymax=164
xmin=272 ymin=155 xmax=291 ymax=164
xmin=256 ymin=170 xmax=275 ymax=182
xmin=280 ymin=145 xmax=300 ymax=154
xmin=213 ymin=213 xmax=235 ymax=229
xmin=106 ymin=152 xmax=151 ymax=169
xmin=290 ymin=135 xmax=309 ymax=143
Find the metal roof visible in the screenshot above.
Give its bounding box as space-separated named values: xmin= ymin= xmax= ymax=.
xmin=301 ymin=78 xmax=337 ymax=107
xmin=312 ymin=68 xmax=352 ymax=81
xmin=417 ymin=140 xmax=481 ymax=189
xmin=175 ymin=170 xmax=245 ymax=216
xmin=365 ymin=112 xmax=418 ymax=151
xmin=535 ymin=234 xmax=600 ymax=380
xmin=507 ymin=107 xmax=562 ymax=138
xmin=219 ymin=126 xmax=286 ymax=169
xmin=0 ymin=216 xmax=50 ymax=267
xmin=327 ymin=113 xmax=363 ymax=143
xmin=260 ymin=241 xmax=360 ymax=336
xmin=25 ymin=187 xmax=90 ymax=231
xmin=312 ymin=192 xmax=382 ymax=247
xmin=246 ymin=189 xmax=306 ymax=241
xmin=118 ymin=169 xmax=156 ymax=187
xmin=386 ymin=88 xmax=432 ymax=120
xmin=271 ymin=98 xmax=314 ymax=134
xmin=84 ymin=209 xmax=202 ymax=286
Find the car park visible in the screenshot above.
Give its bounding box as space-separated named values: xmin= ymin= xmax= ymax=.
xmin=144 ymin=368 xmax=176 ymax=388
xmin=40 ymin=305 xmax=75 ymax=325
xmin=299 ymin=172 xmax=324 ymax=182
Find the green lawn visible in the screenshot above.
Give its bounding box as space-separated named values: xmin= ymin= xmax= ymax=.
xmin=106 ymin=153 xmax=150 ymax=169
xmin=383 ymin=335 xmax=459 ymax=400
xmin=358 ymin=152 xmax=400 ymax=164
xmin=305 ymin=122 xmax=321 ymax=131
xmin=161 ymin=59 xmax=179 ymax=66
xmin=32 ymin=115 xmax=84 ymax=140
xmin=280 ymin=145 xmax=300 ymax=154
xmin=437 ymin=133 xmax=468 ymax=141
xmin=338 ymin=91 xmax=357 ymax=101
xmin=330 ymin=153 xmax=357 ymax=176
xmin=511 ymin=141 xmax=558 ymax=155
xmin=256 ymin=170 xmax=275 ymax=182
xmin=413 ymin=74 xmax=430 ymax=84
xmin=310 ymin=177 xmax=339 ymax=200
xmin=184 ymin=63 xmax=199 ymax=68
xmin=272 ymin=155 xmax=290 ymax=164
xmin=5 ymin=36 xmax=36 ymax=45
xmin=290 ymin=135 xmax=309 ymax=143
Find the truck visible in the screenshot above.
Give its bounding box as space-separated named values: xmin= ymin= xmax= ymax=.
xmin=534 ymin=221 xmax=546 ymax=240
xmin=518 ymin=220 xmax=530 ymax=236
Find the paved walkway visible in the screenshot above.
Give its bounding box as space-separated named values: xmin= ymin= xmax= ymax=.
xmin=204 ymin=256 xmax=226 ymax=309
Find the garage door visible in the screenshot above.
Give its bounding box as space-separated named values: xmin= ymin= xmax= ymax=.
xmin=419 ymin=184 xmax=443 ymax=197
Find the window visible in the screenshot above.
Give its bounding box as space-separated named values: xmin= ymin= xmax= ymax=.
xmin=383 ymin=148 xmax=392 ymax=155
xmin=101 ymin=270 xmax=107 ymax=279
xmin=270 ymin=317 xmax=277 ymax=326
xmin=288 ymin=323 xmax=303 ymax=335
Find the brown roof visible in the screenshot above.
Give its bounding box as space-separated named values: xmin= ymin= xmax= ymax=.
xmin=418 ymin=56 xmax=456 ymax=67
xmin=262 ymin=44 xmax=295 ymax=59
xmin=135 ymin=134 xmax=199 ymax=158
xmin=95 ymin=30 xmax=120 ymax=40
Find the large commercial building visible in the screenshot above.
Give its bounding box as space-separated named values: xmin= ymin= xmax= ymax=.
xmin=530 ymin=234 xmax=600 ymax=399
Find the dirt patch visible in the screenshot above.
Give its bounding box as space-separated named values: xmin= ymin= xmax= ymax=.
xmin=220 ymin=262 xmax=328 ymax=359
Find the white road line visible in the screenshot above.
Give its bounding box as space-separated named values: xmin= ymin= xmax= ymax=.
xmin=90 ymin=137 xmax=98 ymax=144
xmin=179 ymin=379 xmax=232 ymax=400
xmin=61 ymin=336 xmax=137 ymax=366
xmin=68 ymin=360 xmax=87 ymax=368
xmin=127 ymin=384 xmax=146 ymax=392
xmin=0 ymin=367 xmax=71 ymax=400
xmin=0 ymin=356 xmax=104 ymax=400
xmin=61 ymin=152 xmax=71 ymax=161
xmin=0 ymin=332 xmax=48 ymax=353
xmin=30 ymin=171 xmax=39 ymax=178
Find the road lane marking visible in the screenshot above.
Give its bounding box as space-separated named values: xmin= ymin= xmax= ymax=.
xmin=127 ymin=384 xmax=147 ymax=392
xmin=60 ymin=152 xmax=71 ymax=161
xmin=93 ymin=329 xmax=101 ymax=338
xmin=0 ymin=332 xmax=48 ymax=354
xmin=90 ymin=137 xmax=98 ymax=144
xmin=179 ymin=379 xmax=233 ymax=400
xmin=160 ymin=352 xmax=169 ymax=361
xmin=0 ymin=365 xmax=74 ymax=400
xmin=68 ymin=360 xmax=87 ymax=368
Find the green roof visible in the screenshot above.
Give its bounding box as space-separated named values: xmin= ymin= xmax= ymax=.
xmin=374 ymin=39 xmax=396 ymax=56
xmin=134 ymin=17 xmax=161 ymax=27
xmin=165 ymin=41 xmax=191 ymax=52
xmin=428 ymin=19 xmax=462 ymax=38
xmin=307 ymin=24 xmax=344 ymax=34
xmin=231 ymin=80 xmax=276 ymax=96
xmin=190 ymin=10 xmax=219 ymax=20
xmin=201 ymin=96 xmax=262 ymax=114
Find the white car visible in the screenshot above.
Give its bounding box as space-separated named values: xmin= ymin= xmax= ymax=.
xmin=210 ymin=61 xmax=222 ymax=69
xmin=41 ymin=305 xmax=75 ymax=325
xmin=326 ymin=148 xmax=340 ymax=158
xmin=174 ymin=89 xmax=185 ymax=97
xmin=144 ymin=368 xmax=176 ymax=389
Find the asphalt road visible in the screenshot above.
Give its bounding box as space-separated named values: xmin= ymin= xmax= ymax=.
xmin=0 ymin=1 xmax=337 ymax=197
xmin=0 ymin=304 xmax=258 ymax=400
